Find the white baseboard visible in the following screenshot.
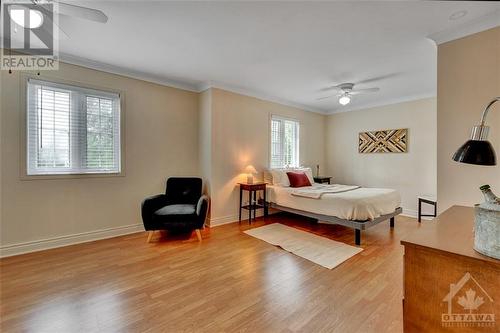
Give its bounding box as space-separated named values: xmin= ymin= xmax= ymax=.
xmin=1 ymin=206 xmax=431 ymax=258
xmin=208 ymin=209 xmax=274 ymax=226
xmin=209 ymin=214 xmax=240 ymax=226
xmin=401 ymin=208 xmax=418 ymax=218
xmin=0 ymin=223 xmax=144 ymax=258
xmin=401 ymin=207 xmax=435 ymax=220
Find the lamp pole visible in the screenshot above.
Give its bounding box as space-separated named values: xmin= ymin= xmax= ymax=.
xmin=471 ymin=97 xmax=500 ymax=141
xmin=480 ymin=97 xmax=500 ymax=125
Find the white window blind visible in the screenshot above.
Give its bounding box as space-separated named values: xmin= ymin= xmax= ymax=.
xmin=270 ymin=116 xmax=299 ymax=168
xmin=27 ymin=79 xmax=121 ymax=175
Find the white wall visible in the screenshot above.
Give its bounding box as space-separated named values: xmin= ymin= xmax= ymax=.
xmin=1 ymin=63 xmax=200 ymax=256
xmin=437 ymin=27 xmax=500 ymax=212
xmin=325 ymin=98 xmax=437 ymax=217
xmin=206 ymin=88 xmax=326 ymax=225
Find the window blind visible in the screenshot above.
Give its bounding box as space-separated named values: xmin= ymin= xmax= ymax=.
xmin=270 ymin=116 xmax=299 ymax=168
xmin=27 ymin=79 xmax=121 ymax=175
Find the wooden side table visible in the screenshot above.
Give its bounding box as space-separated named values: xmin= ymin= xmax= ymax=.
xmin=401 ymin=206 xmax=499 ymax=332
xmin=238 ymin=182 xmax=268 ymax=224
xmin=313 ymin=176 xmax=332 ymax=184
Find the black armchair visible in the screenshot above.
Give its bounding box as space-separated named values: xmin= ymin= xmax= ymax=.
xmin=141 ymin=177 xmax=209 ymax=242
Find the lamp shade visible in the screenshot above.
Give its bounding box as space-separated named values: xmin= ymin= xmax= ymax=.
xmin=244 ymin=165 xmax=258 ymax=174
xmin=452 ymin=140 xmax=497 ymax=166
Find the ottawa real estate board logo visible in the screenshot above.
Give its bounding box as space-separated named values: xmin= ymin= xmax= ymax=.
xmin=1 ymin=0 xmax=59 ymax=71
xmin=442 ymin=272 xmax=495 ymax=328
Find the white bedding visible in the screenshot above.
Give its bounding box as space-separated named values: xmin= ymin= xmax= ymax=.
xmin=268 ymin=184 xmax=401 ymax=221
xmin=291 ymin=184 xmax=360 ymax=199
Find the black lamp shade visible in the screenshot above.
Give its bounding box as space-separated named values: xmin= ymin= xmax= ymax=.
xmin=452 ymin=140 xmax=497 ymax=166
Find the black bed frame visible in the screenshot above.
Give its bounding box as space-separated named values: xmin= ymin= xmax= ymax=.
xmin=268 ymin=202 xmax=403 ymax=245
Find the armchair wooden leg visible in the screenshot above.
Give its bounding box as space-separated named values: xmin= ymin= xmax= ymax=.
xmin=195 ymin=229 xmax=202 ymax=242
xmin=147 ymin=231 xmax=155 ymax=243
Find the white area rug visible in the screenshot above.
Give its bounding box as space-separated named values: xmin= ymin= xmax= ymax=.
xmin=244 ymin=223 xmax=363 ymax=269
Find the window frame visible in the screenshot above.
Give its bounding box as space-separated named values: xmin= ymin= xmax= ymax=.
xmin=269 ymin=114 xmax=300 ymax=169
xmin=19 ymin=73 xmax=126 ymax=180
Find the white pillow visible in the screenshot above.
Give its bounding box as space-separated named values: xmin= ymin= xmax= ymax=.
xmin=270 ymin=169 xmax=288 ymax=186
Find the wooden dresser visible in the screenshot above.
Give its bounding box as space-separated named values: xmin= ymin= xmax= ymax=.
xmin=401 ymin=206 xmax=500 ymax=333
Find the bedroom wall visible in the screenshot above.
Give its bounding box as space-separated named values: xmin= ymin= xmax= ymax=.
xmin=0 ymin=63 xmax=200 ymax=256
xmin=437 ymin=27 xmax=500 ymax=212
xmin=325 ymin=98 xmax=437 ymax=217
xmin=205 ymin=88 xmax=326 ymax=225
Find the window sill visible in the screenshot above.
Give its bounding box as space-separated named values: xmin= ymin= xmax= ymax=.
xmin=20 ymin=172 xmax=125 ymax=181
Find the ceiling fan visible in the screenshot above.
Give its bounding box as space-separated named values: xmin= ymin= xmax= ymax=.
xmin=317 ymin=83 xmax=380 ymax=106
xmin=7 ymin=0 xmax=108 ymax=38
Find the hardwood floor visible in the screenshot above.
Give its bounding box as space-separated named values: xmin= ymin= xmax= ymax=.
xmin=0 ymin=213 xmax=424 ymax=332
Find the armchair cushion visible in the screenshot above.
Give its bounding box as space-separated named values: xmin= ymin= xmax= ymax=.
xmin=155 ymin=204 xmax=196 ymax=216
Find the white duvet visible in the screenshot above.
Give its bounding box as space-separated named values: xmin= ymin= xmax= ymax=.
xmin=268 ymin=184 xmax=401 ymax=221
xmin=291 ymin=184 xmax=361 ymax=199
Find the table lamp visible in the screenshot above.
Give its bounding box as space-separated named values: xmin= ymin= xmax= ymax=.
xmin=245 ymin=165 xmax=258 ymax=184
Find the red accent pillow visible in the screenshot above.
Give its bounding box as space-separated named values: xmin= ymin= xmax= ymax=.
xmin=286 ymin=172 xmax=312 ymax=187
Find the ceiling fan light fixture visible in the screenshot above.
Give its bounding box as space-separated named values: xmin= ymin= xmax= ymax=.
xmin=9 ymin=7 xmax=44 ymax=29
xmin=338 ymin=94 xmax=351 ymax=106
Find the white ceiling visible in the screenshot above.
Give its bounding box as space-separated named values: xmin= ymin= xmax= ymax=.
xmin=12 ymin=1 xmax=500 ymax=113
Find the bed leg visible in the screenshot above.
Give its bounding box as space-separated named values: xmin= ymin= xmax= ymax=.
xmin=355 ymin=229 xmax=361 ymax=245
xmin=390 ymin=217 xmax=395 ymax=228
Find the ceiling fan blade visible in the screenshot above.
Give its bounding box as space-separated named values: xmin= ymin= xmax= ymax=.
xmin=33 ymin=4 xmax=69 ymax=40
xmin=57 ymin=2 xmax=108 ymax=23
xmin=320 ymin=85 xmax=342 ymax=92
xmin=350 ymin=87 xmax=380 ymax=95
xmin=316 ymin=94 xmax=339 ymax=101
xmin=357 ymin=73 xmax=399 ymax=85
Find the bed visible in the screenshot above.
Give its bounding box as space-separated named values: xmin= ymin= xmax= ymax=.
xmin=266 ymin=181 xmax=402 ymax=245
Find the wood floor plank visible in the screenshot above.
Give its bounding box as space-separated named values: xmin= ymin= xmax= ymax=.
xmin=0 ymin=213 xmax=424 ymax=332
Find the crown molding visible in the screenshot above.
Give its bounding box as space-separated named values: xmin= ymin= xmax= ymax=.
xmin=56 ymin=53 xmax=435 ymax=116
xmin=327 ymin=92 xmax=436 ymax=115
xmin=57 ymin=55 xmax=328 ymax=114
xmin=198 ymin=81 xmax=328 ymax=115
xmin=428 ymin=10 xmax=500 ymax=45
xmin=58 ymin=53 xmax=200 ymax=92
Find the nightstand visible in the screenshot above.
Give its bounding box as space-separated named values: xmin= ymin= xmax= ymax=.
xmin=238 ymin=182 xmax=268 ymax=224
xmin=313 ymin=176 xmax=332 ymax=184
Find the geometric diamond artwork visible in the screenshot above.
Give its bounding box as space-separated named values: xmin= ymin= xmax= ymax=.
xmin=358 ymin=128 xmax=408 ymax=153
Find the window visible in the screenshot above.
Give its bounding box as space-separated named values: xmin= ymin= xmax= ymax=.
xmin=270 ymin=116 xmax=299 ymax=168
xmin=27 ymin=79 xmax=121 ymax=175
